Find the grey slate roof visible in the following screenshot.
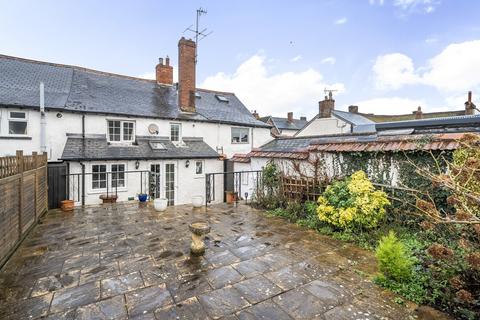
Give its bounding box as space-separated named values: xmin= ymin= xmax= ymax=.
xmin=332 ymin=110 xmax=375 ymax=125
xmin=257 ymin=137 xmax=313 ymax=152
xmin=0 ymin=55 xmax=269 ymax=128
xmin=262 ymin=116 xmax=308 ymax=130
xmin=60 ymin=135 xmax=220 ymax=161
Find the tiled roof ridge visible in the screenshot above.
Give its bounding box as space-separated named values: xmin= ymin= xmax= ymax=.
xmin=359 ymin=110 xmax=465 ymax=118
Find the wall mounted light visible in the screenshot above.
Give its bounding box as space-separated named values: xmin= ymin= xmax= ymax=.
xmin=185 ymin=160 xmax=190 ymax=168
xmin=135 ymin=160 xmax=140 ymax=169
xmin=56 ymin=113 xmax=63 ymax=118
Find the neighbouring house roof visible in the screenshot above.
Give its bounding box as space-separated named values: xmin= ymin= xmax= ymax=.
xmin=231 ymin=153 xmax=251 ymax=163
xmin=360 ymin=110 xmax=467 ymax=123
xmin=259 ymin=116 xmax=308 ymax=131
xmin=374 ymin=114 xmax=480 ymax=131
xmin=60 ymin=135 xmax=219 ymax=161
xmin=331 ymin=110 xmax=375 ymax=125
xmin=0 ymin=54 xmax=270 ymax=128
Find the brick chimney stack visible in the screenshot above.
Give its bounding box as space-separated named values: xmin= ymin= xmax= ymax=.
xmin=252 ymin=110 xmax=259 ymax=119
xmin=414 ymin=106 xmax=423 ymax=119
xmin=155 ymin=56 xmax=173 ymax=85
xmin=465 ymin=91 xmax=475 ymax=115
xmin=178 ymin=37 xmax=196 ymax=113
xmin=287 ymin=112 xmax=293 ymax=123
xmin=319 ymin=93 xmax=335 ymax=118
xmin=348 ymin=105 xmax=358 ymax=113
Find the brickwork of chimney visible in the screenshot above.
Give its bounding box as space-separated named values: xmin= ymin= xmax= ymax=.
xmin=465 ymin=91 xmax=475 ymax=115
xmin=319 ymin=96 xmax=335 ymax=118
xmin=348 ymin=105 xmax=358 ymax=113
xmin=178 ymin=37 xmax=196 ymax=113
xmin=415 ymin=106 xmax=423 ymax=119
xmin=252 ymin=110 xmax=259 ymax=119
xmin=155 ymin=56 xmax=173 ymax=85
xmin=287 ymin=112 xmax=293 ymax=123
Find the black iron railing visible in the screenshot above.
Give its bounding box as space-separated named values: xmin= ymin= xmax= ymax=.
xmin=205 ymin=170 xmax=262 ymax=207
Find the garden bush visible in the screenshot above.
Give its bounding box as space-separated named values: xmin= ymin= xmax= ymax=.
xmin=375 ymin=231 xmax=414 ymax=282
xmin=317 ymin=170 xmax=390 ymax=230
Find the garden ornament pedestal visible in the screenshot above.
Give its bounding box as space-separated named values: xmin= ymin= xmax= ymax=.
xmin=189 ymin=221 xmax=211 ymax=256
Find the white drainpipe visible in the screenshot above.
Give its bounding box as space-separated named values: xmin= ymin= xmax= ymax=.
xmin=39 ymin=82 xmax=47 ymax=154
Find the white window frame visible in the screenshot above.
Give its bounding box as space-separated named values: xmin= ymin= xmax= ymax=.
xmin=170 ymin=123 xmax=181 ymax=142
xmin=195 ymin=160 xmax=204 ymax=175
xmin=91 ymin=164 xmax=107 ymax=190
xmin=111 ymin=163 xmax=126 ymax=188
xmin=90 ymin=163 xmax=128 ymax=192
xmin=8 ymin=111 xmax=28 ymax=135
xmin=107 ymin=120 xmax=135 ymax=143
xmin=231 ymin=127 xmax=249 ymax=144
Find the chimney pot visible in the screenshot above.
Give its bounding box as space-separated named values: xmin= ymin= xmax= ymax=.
xmin=287 ymin=112 xmax=293 ymax=123
xmin=415 ymin=106 xmax=423 ymax=119
xmin=178 ymin=37 xmax=197 ymax=113
xmin=159 ymin=58 xmax=164 ymax=65
xmin=465 ymin=91 xmax=475 ymax=115
xmin=252 ymin=110 xmax=259 ymax=119
xmin=300 ymin=116 xmax=307 ymax=121
xmin=348 ymin=105 xmax=358 ymax=113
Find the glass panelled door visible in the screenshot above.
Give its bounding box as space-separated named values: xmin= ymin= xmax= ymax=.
xmin=165 ymin=163 xmax=175 ymax=206
xmin=150 ymin=164 xmax=161 ymax=198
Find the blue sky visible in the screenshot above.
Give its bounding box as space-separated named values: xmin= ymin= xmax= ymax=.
xmin=1 ymin=0 xmax=479 ymax=118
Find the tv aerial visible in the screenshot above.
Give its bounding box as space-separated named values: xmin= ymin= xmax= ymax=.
xmin=324 ymin=88 xmax=338 ymax=99
xmin=183 ymin=7 xmax=213 ymax=63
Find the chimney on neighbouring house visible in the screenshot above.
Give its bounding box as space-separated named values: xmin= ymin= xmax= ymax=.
xmin=287 ymin=112 xmax=293 ymax=123
xmin=252 ymin=110 xmax=259 ymax=119
xmin=178 ymin=37 xmax=196 ymax=113
xmin=414 ymin=106 xmax=423 ymax=119
xmin=300 ymin=116 xmax=307 ymax=121
xmin=348 ymin=105 xmax=358 ymax=113
xmin=319 ymin=92 xmax=335 ymax=118
xmin=465 ymin=91 xmax=475 ymax=115
xmin=155 ymin=56 xmax=173 ymax=85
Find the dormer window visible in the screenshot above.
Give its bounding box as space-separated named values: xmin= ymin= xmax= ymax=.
xmin=108 ymin=120 xmax=135 ymax=142
xmin=170 ymin=123 xmax=181 ymax=142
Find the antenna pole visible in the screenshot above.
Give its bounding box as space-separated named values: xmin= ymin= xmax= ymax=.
xmin=184 ymin=7 xmax=212 ymax=64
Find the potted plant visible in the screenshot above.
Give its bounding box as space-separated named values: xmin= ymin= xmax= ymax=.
xmin=191 ymin=195 xmax=203 ymax=208
xmin=60 ymin=199 xmax=74 ymax=212
xmin=138 ymin=193 xmax=148 ymax=202
xmin=154 ymin=197 xmax=168 ymax=211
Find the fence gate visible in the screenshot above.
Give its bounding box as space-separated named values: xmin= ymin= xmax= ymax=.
xmin=47 ymin=162 xmax=67 ymax=209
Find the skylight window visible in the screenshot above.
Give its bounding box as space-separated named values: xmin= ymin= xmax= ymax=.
xmin=150 ymin=141 xmax=167 ymax=150
xmin=215 ymin=94 xmax=229 ymax=103
xmin=195 ymin=92 xmax=201 ymax=98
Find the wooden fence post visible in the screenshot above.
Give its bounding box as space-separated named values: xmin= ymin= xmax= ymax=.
xmin=16 ymin=150 xmax=23 ymax=239
xmin=33 ymin=152 xmax=37 ymax=220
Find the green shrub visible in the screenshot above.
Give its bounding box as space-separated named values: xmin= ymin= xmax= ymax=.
xmin=317 ymin=170 xmax=390 ymax=230
xmin=375 ymin=231 xmax=414 ymax=282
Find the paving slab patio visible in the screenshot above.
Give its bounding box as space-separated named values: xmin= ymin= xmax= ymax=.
xmin=0 ymin=202 xmax=424 ymax=319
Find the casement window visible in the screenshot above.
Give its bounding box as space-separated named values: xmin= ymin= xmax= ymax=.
xmin=92 ymin=165 xmax=107 ymax=189
xmin=231 ymin=127 xmax=249 ymax=144
xmin=108 ymin=120 xmax=135 ymax=142
xmin=195 ymin=160 xmax=203 ymax=175
xmin=170 ymin=123 xmax=181 ymax=142
xmin=91 ymin=163 xmax=126 ymax=190
xmin=8 ymin=111 xmax=28 ymax=135
xmin=111 ymin=164 xmax=125 ymax=188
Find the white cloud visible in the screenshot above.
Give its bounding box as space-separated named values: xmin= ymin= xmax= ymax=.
xmin=201 ymin=54 xmax=345 ymax=117
xmin=373 ymin=40 xmax=480 ymax=93
xmin=393 ymin=0 xmax=440 ymax=13
xmin=290 ymin=55 xmax=302 ymax=62
xmin=352 ymin=97 xmax=428 ymax=114
xmin=321 ymin=57 xmax=336 ymax=65
xmin=334 ymin=17 xmax=348 ymax=25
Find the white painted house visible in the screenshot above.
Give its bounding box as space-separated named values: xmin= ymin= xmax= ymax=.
xmin=0 ymin=38 xmax=271 ymax=206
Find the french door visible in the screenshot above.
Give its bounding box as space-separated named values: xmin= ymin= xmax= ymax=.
xmin=165 ymin=162 xmax=176 ymax=206
xmin=150 ymin=164 xmax=161 ymax=198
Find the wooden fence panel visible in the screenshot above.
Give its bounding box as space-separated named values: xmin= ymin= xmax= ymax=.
xmin=0 ymin=151 xmax=48 ymax=267
xmin=281 ymin=175 xmax=325 ymax=202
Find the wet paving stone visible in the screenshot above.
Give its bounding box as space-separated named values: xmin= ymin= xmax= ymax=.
xmin=0 ymin=293 xmax=53 ymax=319
xmin=198 ymin=286 xmax=250 ymax=319
xmin=155 ymin=296 xmax=209 ymax=319
xmin=31 ymin=270 xmax=80 ymax=297
xmin=75 ymin=294 xmax=128 ymax=319
xmin=206 ymin=265 xmax=244 ymax=289
xmin=50 ymin=280 xmax=100 ymax=313
xmin=125 ymin=283 xmax=174 ymax=317
xmin=263 ymin=265 xmax=309 ymax=291
xmin=0 ymin=203 xmax=425 ymax=319
xmin=101 ymin=271 xmax=144 ymax=298
xmin=273 ymin=288 xmax=330 ymax=319
xmin=237 ymin=300 xmax=293 ymax=320
xmin=233 ymin=275 xmax=283 ymax=304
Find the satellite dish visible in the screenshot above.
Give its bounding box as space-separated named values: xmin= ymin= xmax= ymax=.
xmin=148 ymin=123 xmax=159 ymax=135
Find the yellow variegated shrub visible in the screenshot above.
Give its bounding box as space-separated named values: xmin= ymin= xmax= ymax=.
xmin=317 ymin=171 xmax=390 ymax=229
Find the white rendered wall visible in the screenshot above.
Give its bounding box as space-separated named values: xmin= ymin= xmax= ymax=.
xmin=68 ymin=158 xmax=224 ymax=206
xmin=233 ymin=158 xmax=269 ymax=200
xmin=279 ymin=129 xmax=298 ymax=136
xmin=296 ymin=117 xmax=351 ymax=137
xmin=0 ymin=108 xmax=272 ymax=160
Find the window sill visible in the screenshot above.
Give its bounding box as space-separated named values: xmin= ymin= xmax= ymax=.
xmin=88 ymin=188 xmax=128 ymax=195
xmin=231 ymin=142 xmax=249 ymax=144
xmin=0 ymin=135 xmax=32 ymax=140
